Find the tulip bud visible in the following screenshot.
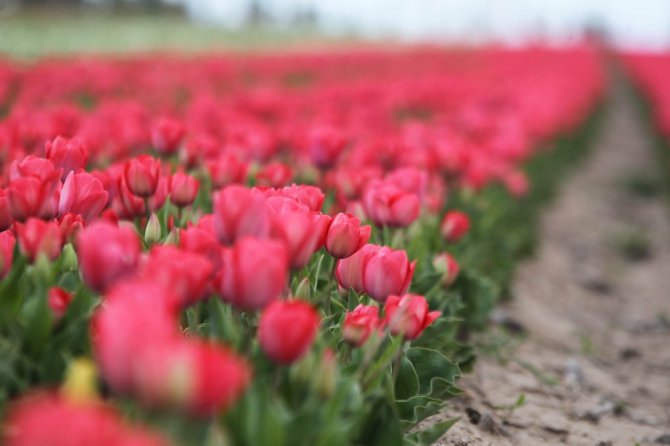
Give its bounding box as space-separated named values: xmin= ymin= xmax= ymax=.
xmin=342 ymin=304 xmax=381 ymax=347
xmin=441 ymin=210 xmax=470 ymax=243
xmin=325 ymin=213 xmax=371 ymax=259
xmin=60 ymin=243 xmax=78 ymax=271
xmin=61 ymin=357 xmax=98 ymax=403
xmin=258 ymin=300 xmax=320 ymax=364
xmin=48 ymin=287 xmax=73 ymax=320
xmin=294 ymin=277 xmax=311 ymax=300
xmin=432 ymin=253 xmax=460 ymax=287
xmin=164 ymin=229 xmax=180 ymax=246
xmin=144 ymin=213 xmax=162 ymax=246
xmin=384 ymin=294 xmax=440 ymax=341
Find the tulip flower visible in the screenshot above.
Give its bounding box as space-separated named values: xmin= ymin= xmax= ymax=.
xmin=432 ymin=252 xmax=460 ymax=287
xmin=140 ymin=245 xmax=214 ymax=308
xmin=0 ymin=189 xmax=13 ymax=232
xmin=266 ymin=197 xmax=331 ymax=269
xmin=0 ymin=231 xmax=15 ymax=280
xmin=308 ymin=125 xmax=347 ymax=169
xmin=258 ymin=300 xmax=320 ymax=364
xmin=45 ymin=136 xmax=88 ymax=180
xmin=16 ymin=218 xmax=63 ymax=263
xmin=47 ymin=287 xmax=73 ymax=320
xmin=123 ymin=156 xmax=161 ymax=198
xmin=440 ymin=210 xmax=470 ymax=243
xmin=220 ymin=237 xmax=288 ymax=311
xmin=325 ymin=213 xmax=371 ymax=259
xmin=58 ymin=171 xmax=109 ymax=222
xmin=384 ymin=294 xmax=441 ymax=341
xmin=362 ymin=180 xmax=420 ymax=228
xmin=169 ymin=172 xmax=199 ymax=207
xmin=3 ymin=393 xmax=168 ymax=446
xmin=362 ymin=245 xmax=415 ymax=303
xmin=179 ymin=215 xmax=222 ymax=269
xmin=342 ymin=305 xmax=382 ymax=347
xmin=76 ymin=221 xmax=141 ymax=293
xmin=335 ymin=244 xmax=380 ymax=293
xmin=7 ymin=156 xmax=62 ymax=222
xmin=59 ymin=213 xmax=86 ymax=242
xmin=206 ymin=154 xmax=248 ymax=189
xmin=151 ymin=116 xmax=185 ymax=155
xmin=213 ymin=185 xmax=269 ymax=245
xmin=256 ymin=162 xmax=293 ymax=188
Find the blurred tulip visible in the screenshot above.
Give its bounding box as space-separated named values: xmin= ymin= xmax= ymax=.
xmin=363 ymin=180 xmax=420 ymax=228
xmin=0 ymin=189 xmax=13 ymax=232
xmin=151 ymin=117 xmax=185 ymax=155
xmin=384 ymin=294 xmax=440 ymax=341
xmin=213 ymin=185 xmax=268 ymax=245
xmin=169 ymin=172 xmax=199 ymax=207
xmin=342 ymin=304 xmax=381 ymax=347
xmin=16 ymin=218 xmax=62 ymax=263
xmin=45 ymin=136 xmax=88 ymax=180
xmin=76 ymin=221 xmax=141 ymax=293
xmin=123 ymin=156 xmax=160 ymax=198
xmin=206 ymin=154 xmax=247 ymax=189
xmin=432 ymin=253 xmax=460 ymax=287
xmin=220 ymin=237 xmax=288 ymax=311
xmin=47 ymin=287 xmax=73 ymax=320
xmin=0 ymin=231 xmax=15 ymax=280
xmin=440 ymin=210 xmax=470 ymax=243
xmin=258 ymin=300 xmax=320 ymax=364
xmin=256 ymin=162 xmax=293 ymax=188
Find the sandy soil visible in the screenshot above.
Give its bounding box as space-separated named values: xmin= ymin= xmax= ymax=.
xmin=435 ymin=74 xmax=670 ymax=445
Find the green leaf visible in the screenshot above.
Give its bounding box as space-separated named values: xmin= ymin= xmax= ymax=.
xmin=403 ymin=417 xmax=460 ymax=445
xmin=394 ymin=355 xmax=419 ymax=400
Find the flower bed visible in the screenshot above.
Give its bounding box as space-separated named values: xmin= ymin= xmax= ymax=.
xmin=0 ymin=46 xmax=603 ymax=445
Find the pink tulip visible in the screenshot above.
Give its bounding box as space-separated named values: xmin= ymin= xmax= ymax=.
xmin=16 ymin=218 xmax=63 ymax=263
xmin=440 ymin=210 xmax=470 ymax=243
xmin=325 ymin=213 xmax=371 ymax=259
xmin=213 ymin=185 xmax=269 ymax=245
xmin=342 ymin=305 xmax=381 ymax=347
xmin=58 ymin=171 xmax=109 ymax=222
xmin=169 ymin=172 xmax=199 ymax=207
xmin=258 ymin=300 xmax=320 ymax=364
xmin=335 ymin=244 xmax=380 ymax=293
xmin=45 ymin=136 xmax=88 ymax=180
xmin=384 ymin=294 xmax=440 ymax=340
xmin=123 ymin=156 xmax=161 ymax=198
xmin=362 ymin=245 xmax=415 ymax=303
xmin=363 ymin=180 xmax=420 ymax=228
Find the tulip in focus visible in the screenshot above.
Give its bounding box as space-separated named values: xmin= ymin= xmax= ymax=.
xmin=325 ymin=213 xmax=371 ymax=259
xmin=342 ymin=305 xmax=382 ymax=347
xmin=335 ymin=244 xmax=380 ymax=294
xmin=58 ymin=171 xmax=109 ymax=222
xmin=362 ymin=245 xmax=415 ymax=303
xmin=384 ymin=294 xmax=441 ymax=341
xmin=441 ymin=210 xmax=470 ymax=243
xmin=258 ymin=300 xmax=320 ymax=364
xmin=76 ymin=221 xmax=141 ymax=293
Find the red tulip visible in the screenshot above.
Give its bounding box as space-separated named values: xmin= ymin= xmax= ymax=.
xmin=440 ymin=210 xmax=470 ymax=242
xmin=135 ymin=339 xmax=251 ymax=416
xmin=169 ymin=172 xmax=199 ymax=207
xmin=0 ymin=189 xmax=13 ymax=232
xmin=384 ymin=294 xmax=440 ymax=341
xmin=47 ymin=287 xmax=73 ymax=320
xmin=363 ymin=180 xmax=420 ymax=228
xmin=342 ymin=304 xmax=381 ymax=347
xmin=362 ymin=245 xmax=415 ymax=303
xmin=140 ymin=245 xmax=213 ymax=308
xmin=179 ymin=215 xmax=221 ymax=269
xmin=123 ymin=156 xmax=161 ymax=198
xmin=7 ymin=157 xmax=61 ymax=222
xmin=220 ymin=237 xmax=288 ymax=311
xmin=213 ymin=185 xmax=268 ymax=245
xmin=325 ymin=213 xmax=371 ymax=259
xmin=0 ymin=231 xmax=15 ymax=280
xmin=59 ymin=213 xmax=85 ymax=241
xmin=266 ymin=197 xmax=331 ymax=269
xmin=45 ymin=136 xmax=88 ymax=180
xmin=76 ymin=221 xmax=141 ymax=293
xmin=16 ymin=218 xmax=63 ymax=263
xmin=308 ymin=125 xmax=347 ymax=169
xmin=258 ymin=300 xmax=320 ymax=364
xmin=432 ymin=253 xmax=460 ymax=287
xmin=9 ymin=155 xmax=62 ymax=184
xmin=151 ymin=117 xmax=185 ymax=155
xmin=335 ymin=244 xmax=380 ymax=293
xmin=59 ymin=171 xmax=109 ymax=222
xmin=206 ymin=154 xmax=247 ymax=189
xmin=256 ymin=162 xmax=293 ymax=188
xmin=3 ymin=393 xmax=168 ymax=446
xmin=270 ymin=184 xmax=325 ymax=212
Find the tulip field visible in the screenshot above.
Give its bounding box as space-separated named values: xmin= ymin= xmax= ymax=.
xmin=0 ymin=46 xmax=608 ymax=445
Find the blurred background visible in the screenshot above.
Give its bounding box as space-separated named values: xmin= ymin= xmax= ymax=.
xmin=1 ymin=0 xmax=669 ymax=56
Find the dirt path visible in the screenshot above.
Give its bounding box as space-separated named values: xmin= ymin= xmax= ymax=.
xmin=437 ymin=73 xmax=670 ymax=445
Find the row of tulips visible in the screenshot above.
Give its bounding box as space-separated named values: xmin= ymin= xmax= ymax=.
xmin=0 ymin=46 xmax=603 ymax=445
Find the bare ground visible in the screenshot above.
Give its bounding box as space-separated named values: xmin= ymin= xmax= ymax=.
xmin=436 ymin=75 xmax=670 ymax=445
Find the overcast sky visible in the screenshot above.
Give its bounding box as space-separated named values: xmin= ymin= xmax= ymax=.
xmin=176 ymin=0 xmax=670 ymax=50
